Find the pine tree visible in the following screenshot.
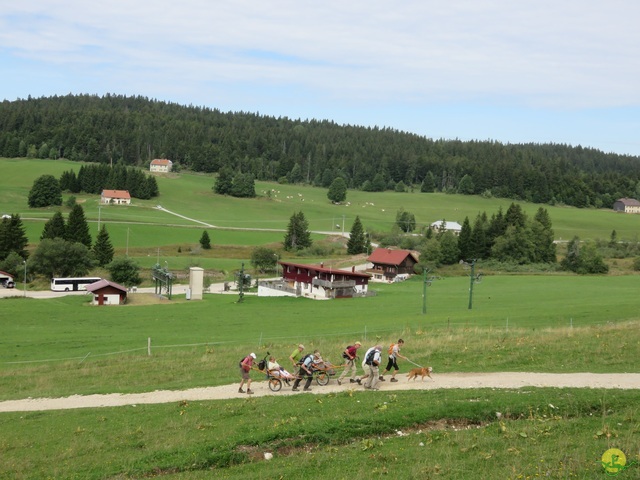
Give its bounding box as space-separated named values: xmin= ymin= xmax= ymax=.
xmin=469 ymin=212 xmax=488 ymax=259
xmin=93 ymin=225 xmax=115 ymax=266
xmin=458 ymin=174 xmax=475 ymax=194
xmin=0 ymin=214 xmax=29 ymax=261
xmin=347 ymin=216 xmax=367 ymax=254
xmin=457 ymin=216 xmax=473 ymax=260
xmin=41 ymin=211 xmax=67 ymax=240
xmin=438 ymin=231 xmax=460 ymax=265
xmin=65 ymin=204 xmax=92 ymax=248
xmin=283 ymin=211 xmax=312 ymax=251
xmin=505 ymin=203 xmax=527 ymax=229
xmin=420 ymin=171 xmax=436 ymax=192
xmin=200 ymin=231 xmax=211 ymax=249
xmin=532 ymin=207 xmax=556 ymax=263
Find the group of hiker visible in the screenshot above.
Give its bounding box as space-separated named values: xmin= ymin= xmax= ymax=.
xmin=238 ymin=339 xmax=406 ymax=395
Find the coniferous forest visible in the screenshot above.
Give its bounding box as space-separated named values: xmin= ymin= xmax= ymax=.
xmin=1 ymin=94 xmax=640 ymax=209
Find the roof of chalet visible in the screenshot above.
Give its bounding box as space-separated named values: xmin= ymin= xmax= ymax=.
xmin=367 ymin=248 xmax=419 ymax=266
xmin=151 ymin=158 xmax=173 ymax=165
xmin=101 ymin=189 xmax=131 ymax=199
xmin=85 ymin=279 xmax=128 ymax=293
xmin=0 ymin=270 xmax=14 ymax=279
xmin=279 ymin=261 xmax=371 ymax=279
xmin=430 ymin=220 xmax=463 ymax=230
xmin=616 ymin=198 xmax=640 ymax=206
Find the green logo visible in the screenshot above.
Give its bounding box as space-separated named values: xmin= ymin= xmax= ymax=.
xmin=601 ymin=448 xmax=638 ymax=476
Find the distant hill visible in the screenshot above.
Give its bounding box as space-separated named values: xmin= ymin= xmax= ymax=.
xmin=1 ymin=94 xmax=639 ymax=209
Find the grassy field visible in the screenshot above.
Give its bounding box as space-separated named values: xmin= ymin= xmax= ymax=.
xmin=3 ymin=157 xmax=640 ymax=249
xmin=1 ymin=383 xmax=638 ymax=479
xmin=2 ymin=275 xmax=639 ymax=401
xmin=2 ymin=158 xmax=640 ymax=478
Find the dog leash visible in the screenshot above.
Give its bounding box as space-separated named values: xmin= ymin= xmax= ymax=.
xmin=405 ymin=358 xmax=424 ymax=369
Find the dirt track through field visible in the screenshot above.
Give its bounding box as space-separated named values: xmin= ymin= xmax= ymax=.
xmin=1 ymin=372 xmax=639 ymax=413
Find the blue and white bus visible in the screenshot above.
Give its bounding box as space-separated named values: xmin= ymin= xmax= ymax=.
xmin=50 ymin=277 xmax=102 ymax=292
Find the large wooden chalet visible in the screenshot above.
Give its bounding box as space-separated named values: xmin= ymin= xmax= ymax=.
xmin=366 ymin=248 xmax=419 ymax=282
xmin=265 ymin=261 xmax=371 ymax=299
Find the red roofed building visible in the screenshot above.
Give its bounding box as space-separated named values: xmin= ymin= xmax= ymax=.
xmin=366 ymin=248 xmax=419 ymax=282
xmin=150 ymin=158 xmax=173 ymax=173
xmin=101 ymin=190 xmax=131 ymax=205
xmin=86 ymin=279 xmax=128 ymax=305
xmin=260 ymin=261 xmax=371 ymax=299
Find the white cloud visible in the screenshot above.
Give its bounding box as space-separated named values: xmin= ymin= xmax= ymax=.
xmin=1 ymin=1 xmax=640 ymax=153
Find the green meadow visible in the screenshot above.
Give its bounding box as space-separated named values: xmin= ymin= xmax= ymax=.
xmin=2 ymin=157 xmax=640 ymax=478
xmin=1 ymin=275 xmax=639 ymax=401
xmin=3 ymin=157 xmax=640 ymax=253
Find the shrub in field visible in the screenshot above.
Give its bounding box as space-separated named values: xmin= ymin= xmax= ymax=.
xmin=107 ymin=256 xmax=142 ymax=286
xmin=28 ymin=174 xmax=62 ymax=208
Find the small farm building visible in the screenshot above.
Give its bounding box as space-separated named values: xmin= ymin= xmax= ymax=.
xmin=613 ymin=198 xmax=640 ymax=214
xmin=429 ymin=220 xmax=463 ymax=236
xmin=86 ymin=279 xmax=128 ymax=305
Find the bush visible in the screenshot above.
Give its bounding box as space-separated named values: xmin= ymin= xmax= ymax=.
xmin=107 ymin=257 xmax=141 ymax=286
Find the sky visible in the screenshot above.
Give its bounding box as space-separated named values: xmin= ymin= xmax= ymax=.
xmin=2 ymin=1 xmax=640 ymax=156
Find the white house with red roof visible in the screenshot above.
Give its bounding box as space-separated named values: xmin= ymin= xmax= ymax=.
xmin=259 ymin=261 xmax=371 ymax=299
xmin=150 ymin=158 xmax=173 ymax=173
xmin=101 ymin=190 xmax=131 ymax=205
xmin=366 ymin=248 xmax=419 ymax=282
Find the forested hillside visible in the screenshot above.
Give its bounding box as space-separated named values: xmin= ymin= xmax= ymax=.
xmin=1 ymin=94 xmax=640 ymax=209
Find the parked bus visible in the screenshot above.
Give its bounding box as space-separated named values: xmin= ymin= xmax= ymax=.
xmin=50 ymin=277 xmax=102 ymax=292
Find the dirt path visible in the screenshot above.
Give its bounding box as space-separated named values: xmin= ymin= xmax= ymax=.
xmin=2 ymin=372 xmax=639 ymax=413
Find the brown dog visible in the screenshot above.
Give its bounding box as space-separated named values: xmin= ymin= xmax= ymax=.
xmin=407 ymin=366 xmax=433 ymax=381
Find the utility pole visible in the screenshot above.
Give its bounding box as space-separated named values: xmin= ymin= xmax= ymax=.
xmin=460 ymin=259 xmax=482 ymax=310
xmin=238 ymin=262 xmax=245 ymax=303
xmin=422 ymin=269 xmax=427 ymax=314
xmin=23 ymin=260 xmax=27 ymax=298
xmin=468 ymin=260 xmax=475 ymax=310
xmin=422 ymin=268 xmax=437 ymax=314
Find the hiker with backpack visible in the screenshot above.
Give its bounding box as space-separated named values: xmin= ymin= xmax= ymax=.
xmin=238 ymin=352 xmax=256 ymax=395
xmin=291 ymin=350 xmax=321 ymax=392
xmin=379 ymin=339 xmax=406 ymax=383
xmin=288 ymin=344 xmax=305 ymax=375
xmin=337 ymin=341 xmax=362 ymax=385
xmin=362 ymin=345 xmax=383 ymax=390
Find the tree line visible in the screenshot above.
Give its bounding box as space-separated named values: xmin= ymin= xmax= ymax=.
xmin=0 ymin=205 xmax=142 ymax=286
xmin=2 ymin=94 xmax=640 ymax=209
xmin=62 ymin=163 xmax=159 ymax=199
